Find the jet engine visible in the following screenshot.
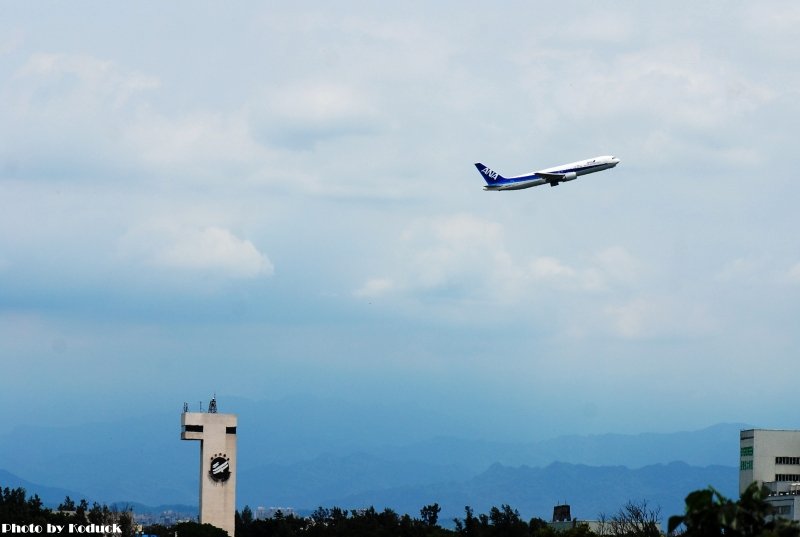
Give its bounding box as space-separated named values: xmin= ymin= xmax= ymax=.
xmin=562 ymin=172 xmax=577 ymax=181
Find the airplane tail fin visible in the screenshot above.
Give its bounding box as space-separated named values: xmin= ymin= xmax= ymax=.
xmin=474 ymin=163 xmax=505 ymax=185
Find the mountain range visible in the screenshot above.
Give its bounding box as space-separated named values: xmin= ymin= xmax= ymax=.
xmin=0 ymin=397 xmax=745 ymax=522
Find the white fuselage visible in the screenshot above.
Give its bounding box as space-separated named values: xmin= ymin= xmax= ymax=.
xmin=484 ymin=155 xmax=620 ymax=190
xmin=536 ymin=155 xmax=619 ymax=176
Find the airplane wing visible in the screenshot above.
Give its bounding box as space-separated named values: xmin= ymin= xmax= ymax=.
xmin=536 ymin=172 xmax=567 ymax=181
xmin=536 ymin=171 xmax=577 ymax=186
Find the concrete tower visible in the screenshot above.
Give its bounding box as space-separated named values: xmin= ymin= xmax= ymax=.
xmin=181 ymin=397 xmax=237 ymax=537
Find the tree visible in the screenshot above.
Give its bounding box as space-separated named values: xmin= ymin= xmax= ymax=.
xmin=0 ymin=487 xmax=133 ymax=535
xmin=454 ymin=505 xmax=532 ymax=537
xmin=27 ymin=494 xmax=43 ymax=513
xmin=330 ymin=506 xmax=349 ymax=523
xmin=241 ymin=505 xmax=254 ymax=525
xmin=75 ymin=498 xmax=89 ymax=524
xmin=117 ymin=508 xmax=135 ymax=537
xmin=310 ymin=506 xmax=330 ymax=525
xmin=59 ymin=496 xmax=76 ymax=511
xmin=141 ymin=524 xmax=171 ymax=537
xmin=606 ymin=499 xmax=661 ymax=537
xmin=529 ymin=517 xmax=557 ymax=537
xmin=488 ymin=504 xmax=527 ymax=537
xmin=454 ymin=506 xmax=481 ymax=535
xmin=0 ymin=487 xmax=49 ymax=525
xmin=172 ymin=521 xmax=229 ymax=537
xmin=668 ymin=482 xmax=800 ymax=537
xmin=594 ymin=512 xmax=610 ymax=536
xmin=421 ymin=503 xmax=441 ymax=527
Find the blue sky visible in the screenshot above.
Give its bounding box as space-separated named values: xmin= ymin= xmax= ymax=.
xmin=2 ymin=2 xmax=800 ymax=440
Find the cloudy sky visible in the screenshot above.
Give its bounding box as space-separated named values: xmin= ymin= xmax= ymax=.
xmin=2 ymin=2 xmax=800 ymax=440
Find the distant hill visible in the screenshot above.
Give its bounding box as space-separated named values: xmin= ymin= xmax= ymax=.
xmin=0 ymin=468 xmax=88 ymax=507
xmin=328 ymin=461 xmax=738 ymax=525
xmin=0 ymin=399 xmax=749 ymax=509
xmin=366 ymin=422 xmax=747 ymax=470
xmin=0 ymin=458 xmax=736 ymax=527
xmin=239 ymin=452 xmax=468 ymax=507
xmin=0 ymin=468 xmax=196 ymax=515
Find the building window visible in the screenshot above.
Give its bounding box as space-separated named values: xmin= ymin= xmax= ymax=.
xmin=776 ymin=457 xmax=800 ymax=465
xmin=741 ymin=447 xmax=754 ymax=457
xmin=775 ymin=505 xmax=792 ymax=515
xmin=741 ymin=460 xmax=753 ymax=471
xmin=775 ymin=474 xmax=800 ymax=482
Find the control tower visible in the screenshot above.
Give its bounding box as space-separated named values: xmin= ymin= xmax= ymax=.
xmin=181 ymin=397 xmax=237 ymax=537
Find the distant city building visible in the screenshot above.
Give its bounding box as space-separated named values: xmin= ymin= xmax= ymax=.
xmin=254 ymin=507 xmax=297 ymax=519
xmin=134 ymin=510 xmax=196 ymax=527
xmin=740 ymin=429 xmax=800 ymax=521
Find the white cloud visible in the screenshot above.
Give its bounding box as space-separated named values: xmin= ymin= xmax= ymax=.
xmin=269 ymin=83 xmax=375 ymax=124
xmin=249 ymin=81 xmax=381 ymax=149
xmin=526 ymin=257 xmax=605 ymax=292
xmin=529 ymin=257 xmax=576 ymax=279
xmin=4 ymin=52 xmax=281 ymax=184
xmin=400 ymin=214 xmax=517 ymax=293
xmin=593 ymin=247 xmax=644 ymax=285
xmin=787 ymin=262 xmax=800 ymax=284
xmin=2 ymin=53 xmax=162 ymax=178
xmin=124 ymin=109 xmax=268 ymax=174
xmin=605 ymin=298 xmax=658 ymax=339
xmin=715 ymin=257 xmax=764 ymax=283
xmin=616 ymin=45 xmax=773 ymax=128
xmin=354 ymin=278 xmax=395 ymax=298
xmin=561 ymin=11 xmax=635 ymax=43
xmin=516 ymin=42 xmax=775 ymax=138
xmin=0 ymin=29 xmax=24 ymax=56
xmin=154 ymin=226 xmax=273 ymax=278
xmin=349 ymin=213 xmax=736 ymax=341
xmin=743 ymin=4 xmax=800 ymax=34
xmin=604 ymin=296 xmax=716 ymax=339
xmin=715 ymin=258 xmax=800 ymax=286
xmin=12 ymin=53 xmax=159 ymax=113
xmin=120 ymin=222 xmax=273 ymax=279
xmin=354 ymin=214 xmax=644 ymax=310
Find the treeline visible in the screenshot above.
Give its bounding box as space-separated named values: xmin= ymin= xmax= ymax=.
xmin=233 ymin=503 xmax=593 ymax=537
xmin=0 ymin=486 xmax=134 ymax=536
xmin=230 ymin=484 xmax=800 ymax=537
xmin=6 ymin=483 xmax=800 ymax=537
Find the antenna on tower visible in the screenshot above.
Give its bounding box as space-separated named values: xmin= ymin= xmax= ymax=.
xmin=208 ymin=394 xmax=218 ymax=414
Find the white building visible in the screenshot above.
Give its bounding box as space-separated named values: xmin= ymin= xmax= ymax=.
xmin=740 ymin=429 xmax=800 ymax=520
xmin=181 ymin=398 xmax=238 ymax=537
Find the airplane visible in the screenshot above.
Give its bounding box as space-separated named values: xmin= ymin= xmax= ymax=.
xmin=474 ymin=155 xmax=620 ymax=190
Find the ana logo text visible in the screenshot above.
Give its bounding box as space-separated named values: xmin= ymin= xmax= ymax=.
xmin=481 ymin=167 xmax=498 ymax=180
